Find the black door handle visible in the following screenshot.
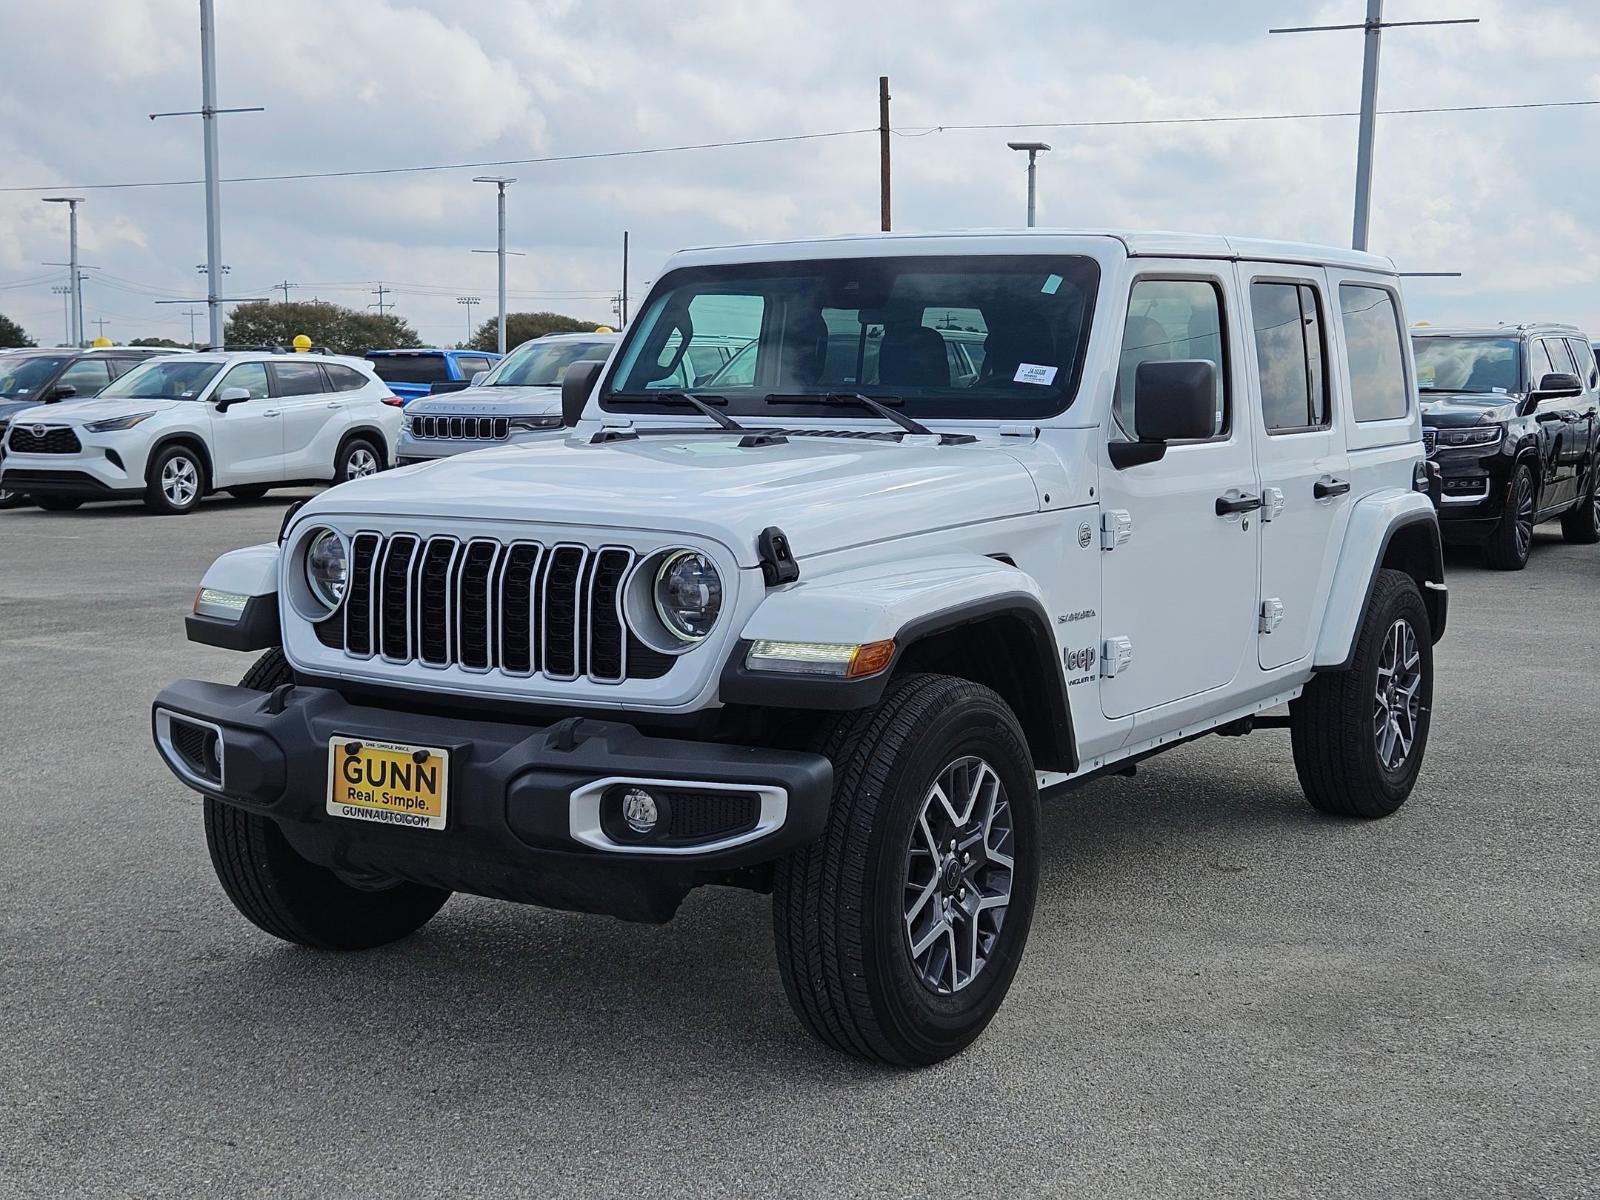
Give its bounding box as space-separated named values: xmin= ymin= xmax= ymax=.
xmin=1314 ymin=477 xmax=1351 ymax=499
xmin=1215 ymin=491 xmax=1263 ymax=516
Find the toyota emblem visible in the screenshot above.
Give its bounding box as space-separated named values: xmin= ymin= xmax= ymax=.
xmin=31 ymin=424 xmax=46 ymax=438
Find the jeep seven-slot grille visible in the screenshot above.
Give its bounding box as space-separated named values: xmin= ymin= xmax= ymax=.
xmin=318 ymin=533 xmax=674 ymax=683
xmin=410 ymin=415 xmax=510 ymax=441
xmin=7 ymin=425 xmax=81 ymax=454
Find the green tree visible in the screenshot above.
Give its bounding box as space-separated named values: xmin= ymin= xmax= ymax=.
xmin=224 ymin=300 xmax=422 ymax=355
xmin=0 ymin=312 xmax=36 ymax=349
xmin=468 ymin=311 xmax=601 ymax=352
xmin=129 ymin=336 xmax=190 ymax=349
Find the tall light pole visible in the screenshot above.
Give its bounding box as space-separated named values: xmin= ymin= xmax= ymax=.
xmin=472 ymin=177 xmax=516 ymax=353
xmin=457 ymin=296 xmax=481 ymax=344
xmin=41 ymin=197 xmax=85 ymax=346
xmin=1270 ymin=4 xmax=1478 ymax=251
xmin=1006 ymin=143 xmax=1050 ymax=228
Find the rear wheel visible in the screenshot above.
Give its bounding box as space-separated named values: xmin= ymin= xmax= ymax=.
xmin=144 ymin=444 xmax=205 ymax=515
xmin=1559 ymin=468 xmax=1600 ymax=544
xmin=773 ymin=674 xmax=1039 ymax=1066
xmin=203 ymin=649 xmax=451 ymax=950
xmin=227 ymin=485 xmax=270 ymax=502
xmin=1290 ymin=570 xmax=1433 ymax=818
xmin=335 ymin=437 xmax=382 ymax=483
xmin=35 ymin=495 xmax=82 ymax=512
xmin=1484 ymin=463 xmax=1535 ymax=570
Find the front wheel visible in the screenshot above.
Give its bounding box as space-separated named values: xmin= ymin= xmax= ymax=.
xmin=144 ymin=444 xmax=205 ymax=515
xmin=773 ymin=674 xmax=1040 ymax=1066
xmin=204 ymin=649 xmax=451 ymax=949
xmin=1290 ymin=569 xmax=1433 ymax=818
xmin=335 ymin=437 xmax=382 ymax=483
xmin=1484 ymin=463 xmax=1536 ymax=569
xmin=0 ymin=486 xmax=29 ymax=510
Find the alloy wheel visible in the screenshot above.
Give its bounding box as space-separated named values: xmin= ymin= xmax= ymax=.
xmin=1373 ymin=617 xmax=1424 ymax=772
xmin=162 ymin=455 xmax=199 ymax=507
xmin=903 ymin=755 xmax=1014 ymax=994
xmin=1512 ymin=472 xmax=1534 ymax=559
xmin=346 ymin=447 xmax=379 ymax=479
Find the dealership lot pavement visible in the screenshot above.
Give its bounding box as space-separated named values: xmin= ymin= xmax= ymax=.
xmin=1 ymin=494 xmax=1595 ymax=1199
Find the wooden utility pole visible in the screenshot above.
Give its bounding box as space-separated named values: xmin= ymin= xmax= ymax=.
xmin=878 ymin=76 xmax=891 ymax=231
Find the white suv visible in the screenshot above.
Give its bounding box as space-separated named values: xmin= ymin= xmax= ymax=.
xmin=1 ymin=350 xmax=401 ymax=514
xmin=153 ymin=231 xmax=1447 ymax=1065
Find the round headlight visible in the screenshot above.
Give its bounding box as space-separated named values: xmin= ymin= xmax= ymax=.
xmin=305 ymin=529 xmax=349 ymax=610
xmin=653 ymin=550 xmax=722 ymax=643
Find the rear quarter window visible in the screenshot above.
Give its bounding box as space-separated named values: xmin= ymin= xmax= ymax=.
xmin=1338 ymin=284 xmax=1409 ymax=422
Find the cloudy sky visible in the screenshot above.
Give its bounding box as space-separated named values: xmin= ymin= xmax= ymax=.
xmin=1 ymin=0 xmax=1597 ymax=348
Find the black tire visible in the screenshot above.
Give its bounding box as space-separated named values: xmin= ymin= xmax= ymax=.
xmin=1484 ymin=462 xmax=1536 ymax=570
xmin=1290 ymin=569 xmax=1433 ymax=818
xmin=227 ymin=485 xmax=270 ymax=502
xmin=35 ymin=495 xmax=82 ymax=511
xmin=0 ymin=486 xmax=30 ymax=510
xmin=202 ymin=649 xmax=451 ymax=950
xmin=144 ymin=443 xmax=206 ymax=515
xmin=773 ymin=673 xmax=1040 ymax=1067
xmin=334 ymin=436 xmax=383 ymax=484
xmin=1558 ymin=467 xmax=1600 ymax=544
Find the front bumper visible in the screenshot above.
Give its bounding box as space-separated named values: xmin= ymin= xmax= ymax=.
xmin=0 ymin=443 xmax=143 ymax=498
xmin=151 ymin=679 xmax=832 ymax=922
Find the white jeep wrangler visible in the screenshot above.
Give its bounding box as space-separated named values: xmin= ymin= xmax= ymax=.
xmin=152 ymin=231 xmax=1447 ymax=1066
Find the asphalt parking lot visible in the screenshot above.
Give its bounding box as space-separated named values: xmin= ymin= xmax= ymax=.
xmin=1 ymin=493 xmax=1595 ymax=1199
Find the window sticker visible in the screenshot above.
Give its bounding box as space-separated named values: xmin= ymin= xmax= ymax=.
xmin=1041 ymin=274 xmax=1063 ymax=295
xmin=1014 ymin=363 xmax=1058 ymax=386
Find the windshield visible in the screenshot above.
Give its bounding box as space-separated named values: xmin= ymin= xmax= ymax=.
xmin=1413 ymin=336 xmax=1522 ymax=395
xmin=602 ymin=255 xmax=1100 ymax=420
xmin=0 ymin=355 xmax=69 ymax=399
xmin=97 ymin=359 xmax=224 ymax=401
xmin=488 ymin=339 xmax=615 ymax=387
xmin=369 ymin=355 xmax=449 ymax=385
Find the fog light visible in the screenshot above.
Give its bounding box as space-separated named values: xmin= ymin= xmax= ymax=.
xmin=620 ymin=787 xmax=659 ymax=834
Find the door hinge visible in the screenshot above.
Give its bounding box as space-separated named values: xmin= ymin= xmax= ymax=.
xmin=1259 ymin=598 xmax=1285 ymax=634
xmin=1100 ymin=509 xmax=1133 ymax=551
xmin=1262 ymin=487 xmax=1285 ymax=522
xmin=1101 ymin=636 xmax=1134 ymax=677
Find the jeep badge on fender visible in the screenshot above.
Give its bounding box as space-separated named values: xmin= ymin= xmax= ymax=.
xmin=151 ymin=229 xmax=1446 ymax=1068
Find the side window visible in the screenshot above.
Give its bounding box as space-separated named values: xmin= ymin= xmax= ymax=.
xmin=324 ymin=363 xmax=370 ymax=392
xmin=1338 ymin=284 xmax=1409 ymax=422
xmin=56 ymin=358 xmax=113 ymax=395
xmin=455 ymin=355 xmax=492 ymax=376
xmin=1543 ymin=339 xmax=1577 ymax=379
xmin=1114 ymin=278 xmax=1228 ymax=441
xmin=218 ymin=361 xmax=270 ymax=399
xmin=269 ymin=361 xmax=328 ymax=397
xmin=1567 ymin=339 xmax=1598 ymax=388
xmin=1250 ymin=281 xmax=1330 ymax=433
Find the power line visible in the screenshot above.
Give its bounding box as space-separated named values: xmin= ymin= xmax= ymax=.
xmin=0 ymin=127 xmax=879 ymax=194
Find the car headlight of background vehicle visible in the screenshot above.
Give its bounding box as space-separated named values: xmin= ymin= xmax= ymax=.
xmin=508 ymin=414 xmax=562 ymax=432
xmin=652 ymin=549 xmax=722 ymax=642
xmin=304 ymin=528 xmax=349 ymax=610
xmin=1434 ymin=426 xmax=1502 ymax=447
xmin=84 ymin=411 xmax=156 ymax=433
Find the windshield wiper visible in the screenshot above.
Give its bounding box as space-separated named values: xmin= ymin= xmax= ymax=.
xmin=763 ymin=392 xmax=976 ymax=445
xmin=602 ymin=391 xmax=786 ymax=446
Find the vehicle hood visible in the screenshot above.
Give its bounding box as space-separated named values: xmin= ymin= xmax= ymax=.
xmin=1419 ymin=392 xmax=1519 ymax=427
xmin=405 ymin=385 xmax=560 ymax=417
xmin=304 ymin=431 xmax=1045 ymax=567
xmin=7 ymin=396 xmax=184 ymax=426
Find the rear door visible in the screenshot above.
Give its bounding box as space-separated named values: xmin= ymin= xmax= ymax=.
xmin=269 ymin=360 xmax=335 ymax=478
xmin=206 ymin=361 xmax=283 ymax=484
xmin=1241 ymin=267 xmax=1351 ymax=670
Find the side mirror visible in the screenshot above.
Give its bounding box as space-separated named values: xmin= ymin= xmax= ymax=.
xmin=561 ymin=359 xmax=604 ymax=428
xmin=45 ymin=384 xmax=76 ymax=402
xmin=1109 ymin=360 xmax=1217 ymax=469
xmin=214 ymin=386 xmax=251 ymax=411
xmin=1532 ymin=371 xmax=1582 ymax=400
xmin=428 ymin=380 xmax=471 ymax=395
xmin=469 ymin=370 xmax=490 ymax=387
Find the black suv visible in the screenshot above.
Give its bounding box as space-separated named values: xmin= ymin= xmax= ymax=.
xmin=1412 ymin=324 xmax=1600 ymax=569
xmin=0 ymin=347 xmax=171 ymax=507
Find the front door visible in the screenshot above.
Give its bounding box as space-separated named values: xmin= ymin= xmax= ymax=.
xmin=206 ymin=361 xmax=283 ymax=485
xmin=1242 ymin=267 xmax=1351 ymax=670
xmin=1098 ymin=269 xmax=1260 ymax=720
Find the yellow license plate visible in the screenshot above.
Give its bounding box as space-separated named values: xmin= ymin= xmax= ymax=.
xmin=325 ymin=737 xmax=449 ymax=831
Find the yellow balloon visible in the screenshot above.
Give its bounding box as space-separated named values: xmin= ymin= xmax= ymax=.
xmin=91 ymin=335 xmax=113 ymax=347
xmin=593 ymin=325 xmax=614 ymax=334
xmin=292 ymin=334 xmax=312 ymax=352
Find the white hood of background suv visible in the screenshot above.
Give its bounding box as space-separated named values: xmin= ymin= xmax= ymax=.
xmin=406 ymin=385 xmax=560 ymax=417
xmin=308 ymin=432 xmax=1044 ymax=566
